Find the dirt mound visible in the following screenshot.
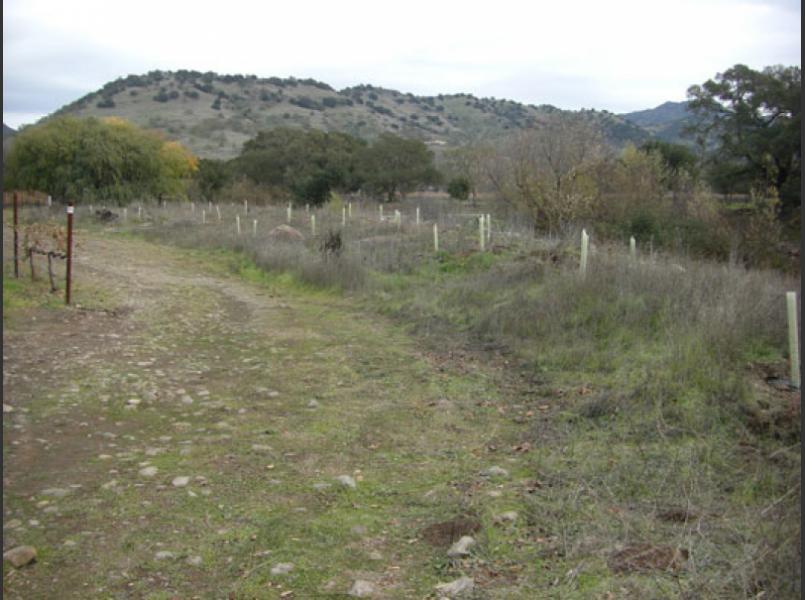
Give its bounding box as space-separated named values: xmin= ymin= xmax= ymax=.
xmin=267 ymin=225 xmax=304 ymax=242
xmin=420 ymin=515 xmax=481 ymax=548
xmin=608 ymin=544 xmax=688 ymax=573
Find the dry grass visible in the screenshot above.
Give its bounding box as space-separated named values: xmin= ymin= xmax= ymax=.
xmin=44 ymin=196 xmax=801 ymax=597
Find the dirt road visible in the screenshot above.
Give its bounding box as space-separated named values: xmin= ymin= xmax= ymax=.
xmin=3 ymin=232 xmax=539 ymax=598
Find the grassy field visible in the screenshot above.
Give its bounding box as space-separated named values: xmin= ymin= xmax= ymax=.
xmin=2 ymin=200 xmax=801 ymax=598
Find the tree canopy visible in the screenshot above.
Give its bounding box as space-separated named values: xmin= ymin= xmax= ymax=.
xmin=234 ymin=128 xmax=366 ymax=205
xmin=687 ymin=64 xmax=800 ymax=214
xmin=360 ymin=133 xmax=439 ymax=202
xmin=3 ymin=116 xmax=197 ymax=203
xmin=232 ymin=129 xmax=438 ymax=204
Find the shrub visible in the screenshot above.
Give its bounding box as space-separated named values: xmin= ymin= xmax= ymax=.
xmin=290 ymin=96 xmax=322 ymax=110
xmin=447 ymin=177 xmax=471 ymax=200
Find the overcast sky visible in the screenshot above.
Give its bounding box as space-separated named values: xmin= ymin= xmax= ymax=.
xmin=3 ymin=0 xmax=801 ymax=129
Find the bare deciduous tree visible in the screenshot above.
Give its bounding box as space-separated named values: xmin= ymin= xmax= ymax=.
xmin=478 ymin=113 xmax=608 ymax=232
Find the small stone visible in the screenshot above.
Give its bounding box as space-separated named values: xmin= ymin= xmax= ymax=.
xmin=348 ymin=579 xmax=376 ymax=597
xmin=495 ymin=511 xmax=518 ymax=524
xmin=5 ymin=519 xmax=22 ymax=529
xmin=435 ymin=576 xmax=474 ymax=597
xmin=126 ymin=398 xmax=142 ymax=406
xmin=41 ymin=488 xmax=70 ymax=498
xmin=306 ymin=399 xmax=320 ymax=409
xmin=3 ymin=546 xmax=37 ymax=568
xmin=251 ymin=444 xmax=272 ymax=452
xmin=368 ymin=550 xmax=383 ymax=561
xmin=480 ymin=466 xmax=509 ymax=478
xmin=181 ymin=395 xmax=194 ymax=405
xmin=3 ymin=404 xmax=14 ymax=413
xmin=154 ymin=551 xmax=175 ymax=560
xmin=139 ymin=466 xmax=158 ymax=478
xmin=270 ymin=562 xmax=294 ymax=575
xmin=187 ymin=555 xmax=203 ymax=566
xmin=171 ymin=476 xmax=191 ymax=487
xmin=447 ymin=536 xmax=475 ymax=558
xmin=63 ymin=540 xmax=77 ymax=547
xmin=336 ymin=475 xmax=356 ymax=489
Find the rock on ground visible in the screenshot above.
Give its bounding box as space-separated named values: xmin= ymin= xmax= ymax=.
xmin=3 ymin=546 xmax=37 ymax=568
xmin=138 ymin=466 xmax=158 ymax=477
xmin=495 ymin=511 xmax=518 ymax=524
xmin=435 ymin=576 xmax=474 ymax=597
xmin=348 ymin=579 xmax=376 ymax=597
xmin=336 ymin=475 xmax=357 ymax=489
xmin=447 ymin=536 xmax=475 ymax=558
xmin=480 ymin=466 xmax=509 ymax=478
xmin=270 ymin=562 xmax=294 ymax=575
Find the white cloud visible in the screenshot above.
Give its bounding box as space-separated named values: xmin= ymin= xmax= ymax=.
xmin=3 ymin=0 xmax=800 ymax=126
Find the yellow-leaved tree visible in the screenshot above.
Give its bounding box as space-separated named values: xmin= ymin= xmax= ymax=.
xmin=4 ymin=115 xmax=198 ymax=203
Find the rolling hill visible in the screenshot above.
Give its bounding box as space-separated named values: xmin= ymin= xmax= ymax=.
xmin=620 ymin=101 xmax=694 ymax=143
xmin=49 ymin=70 xmax=664 ymax=159
xmin=3 ymin=123 xmax=17 ymax=163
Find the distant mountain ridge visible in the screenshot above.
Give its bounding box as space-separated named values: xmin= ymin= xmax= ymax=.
xmin=620 ymin=101 xmax=694 ymax=143
xmin=39 ymin=71 xmax=690 ymax=159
